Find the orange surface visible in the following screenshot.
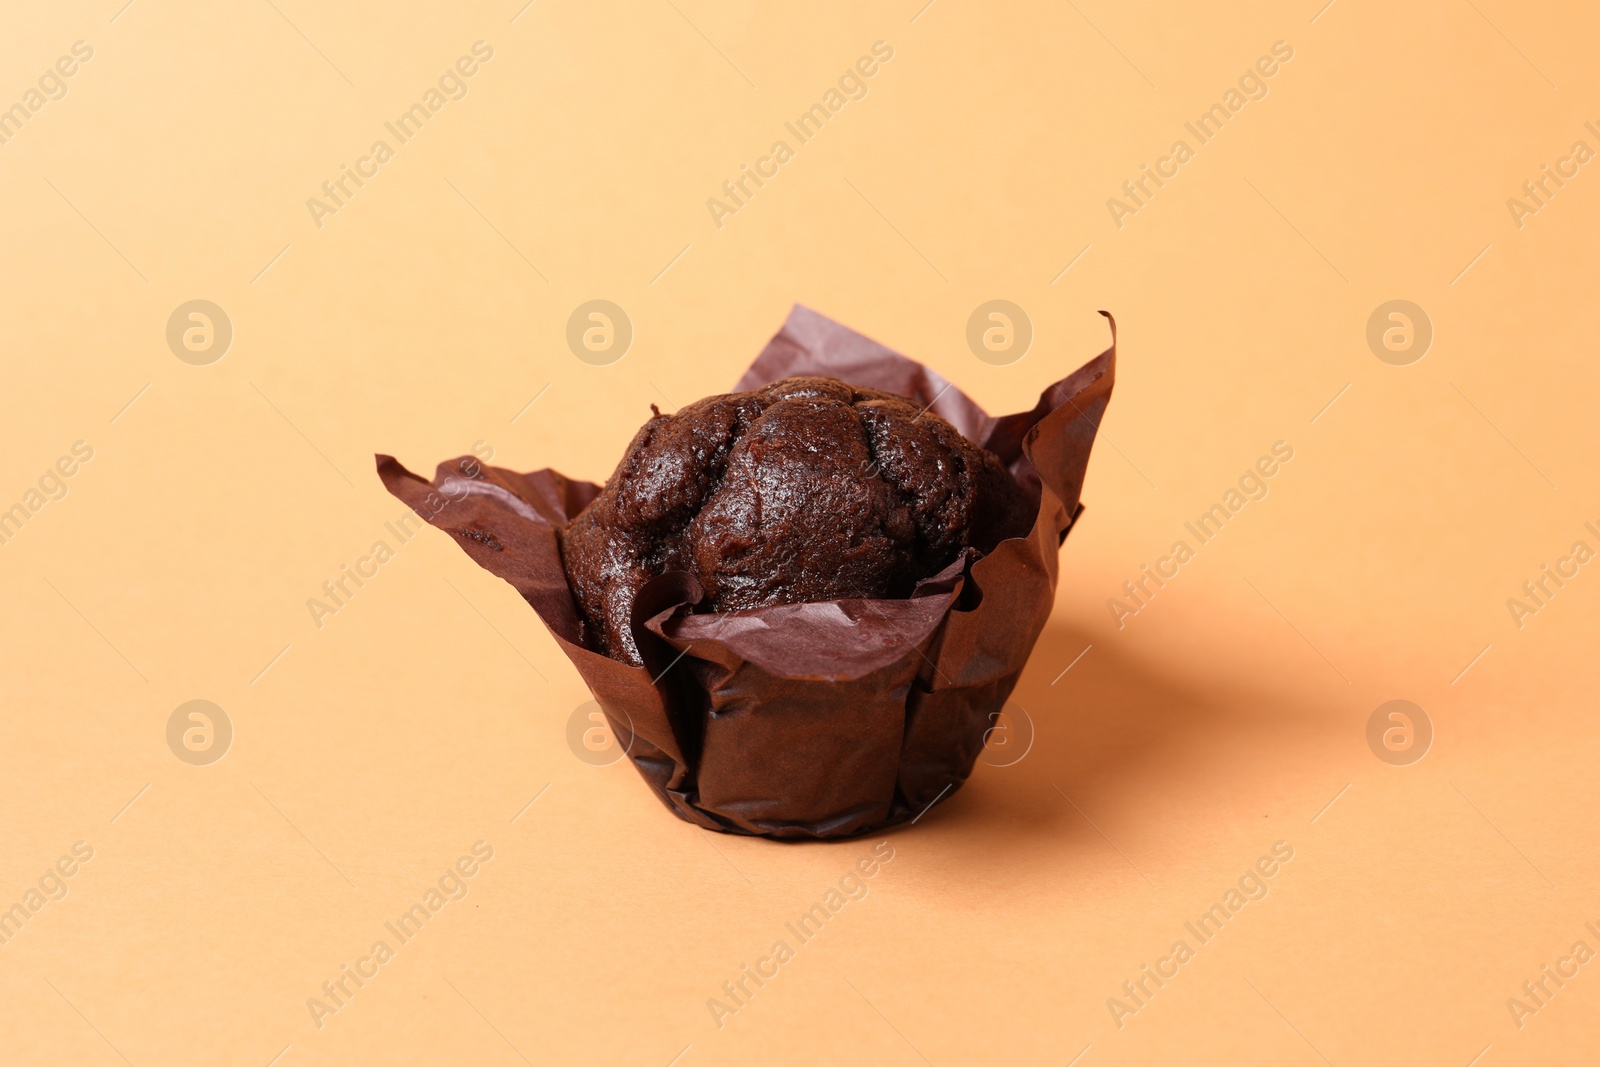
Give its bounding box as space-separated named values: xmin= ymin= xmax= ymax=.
xmin=2 ymin=2 xmax=1598 ymax=1064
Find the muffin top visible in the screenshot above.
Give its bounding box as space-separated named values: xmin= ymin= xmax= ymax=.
xmin=561 ymin=376 xmax=1034 ymax=664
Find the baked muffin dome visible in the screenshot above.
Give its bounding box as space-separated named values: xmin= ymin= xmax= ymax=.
xmin=561 ymin=376 xmax=1033 ymax=664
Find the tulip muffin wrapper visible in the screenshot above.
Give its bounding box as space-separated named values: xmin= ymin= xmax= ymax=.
xmin=378 ymin=305 xmax=1116 ymax=838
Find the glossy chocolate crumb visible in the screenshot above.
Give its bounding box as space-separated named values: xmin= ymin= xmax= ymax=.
xmin=561 ymin=376 xmax=1033 ymax=664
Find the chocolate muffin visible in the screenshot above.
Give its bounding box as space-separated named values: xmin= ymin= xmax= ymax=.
xmin=562 ymin=376 xmax=1035 ymax=664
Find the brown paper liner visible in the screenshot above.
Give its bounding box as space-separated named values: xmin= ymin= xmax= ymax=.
xmin=377 ymin=306 xmax=1116 ymax=838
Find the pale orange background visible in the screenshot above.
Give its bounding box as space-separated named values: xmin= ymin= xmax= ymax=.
xmin=3 ymin=1 xmax=1598 ymax=1064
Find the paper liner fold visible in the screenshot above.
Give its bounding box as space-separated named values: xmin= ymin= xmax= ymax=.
xmin=378 ymin=305 xmax=1115 ymax=838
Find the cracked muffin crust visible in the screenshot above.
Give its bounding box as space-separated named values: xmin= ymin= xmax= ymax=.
xmin=561 ymin=376 xmax=1034 ymax=664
